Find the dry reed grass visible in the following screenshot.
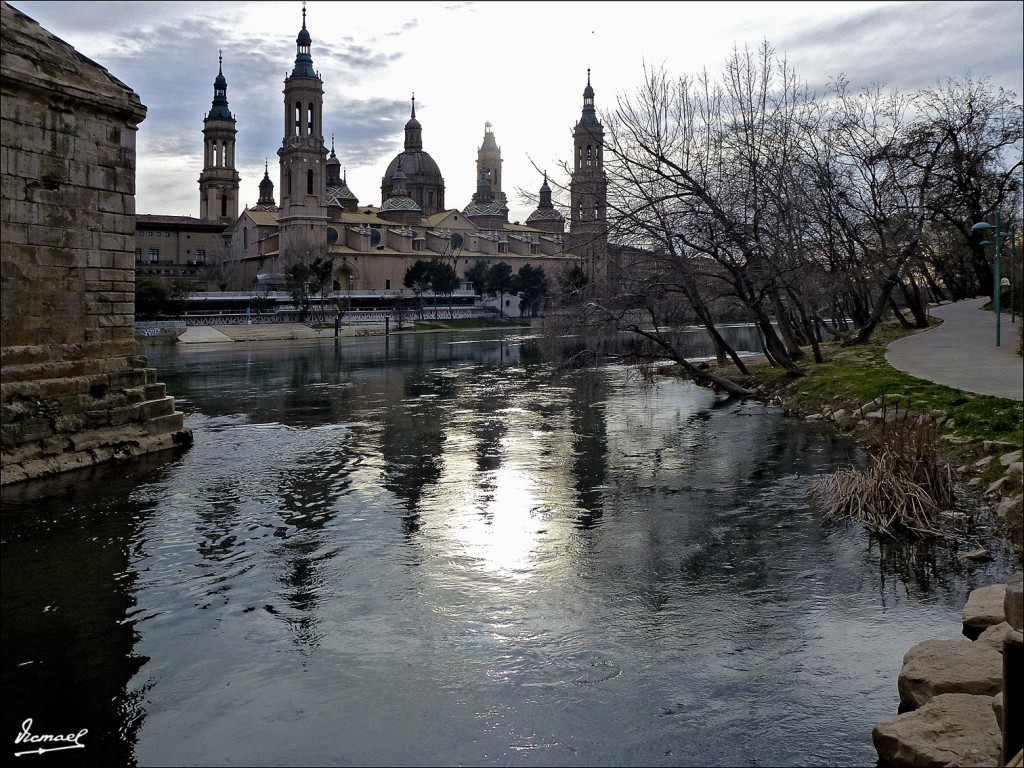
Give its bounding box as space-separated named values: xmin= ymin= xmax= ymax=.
xmin=812 ymin=400 xmax=956 ymax=538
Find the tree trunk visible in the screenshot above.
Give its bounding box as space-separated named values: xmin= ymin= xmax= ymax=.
xmin=847 ymin=274 xmax=900 ymax=345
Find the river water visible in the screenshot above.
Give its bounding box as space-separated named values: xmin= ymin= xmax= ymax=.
xmin=1 ymin=328 xmax=1016 ymax=767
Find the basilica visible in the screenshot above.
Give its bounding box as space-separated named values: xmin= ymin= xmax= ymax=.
xmin=134 ymin=5 xmax=610 ymax=302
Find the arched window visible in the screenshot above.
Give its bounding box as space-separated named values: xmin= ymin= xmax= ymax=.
xmin=307 ymin=169 xmax=314 ymax=195
xmin=243 ymin=227 xmax=248 ymax=249
xmin=221 ymin=194 xmax=228 ymax=217
xmin=294 ymin=102 xmax=302 ymax=137
xmin=307 ymin=102 xmax=315 ymax=135
xmin=222 ymin=140 xmax=229 ymax=167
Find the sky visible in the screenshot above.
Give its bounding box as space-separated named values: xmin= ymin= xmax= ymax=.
xmin=11 ymin=1 xmax=1024 ymax=225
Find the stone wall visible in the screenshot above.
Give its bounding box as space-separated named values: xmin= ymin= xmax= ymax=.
xmin=0 ymin=1 xmax=192 ymax=485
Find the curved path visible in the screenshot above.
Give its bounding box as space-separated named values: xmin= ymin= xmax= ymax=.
xmin=885 ymin=297 xmax=1023 ymax=401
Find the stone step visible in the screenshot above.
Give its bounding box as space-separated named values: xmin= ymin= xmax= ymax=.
xmin=144 ymin=411 xmax=184 ymax=436
xmin=137 ymin=396 xmax=176 ymax=421
xmin=143 ymin=382 xmax=166 ymax=400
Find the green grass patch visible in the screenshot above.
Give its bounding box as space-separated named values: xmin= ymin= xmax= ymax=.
xmin=742 ymin=322 xmax=1023 ymax=449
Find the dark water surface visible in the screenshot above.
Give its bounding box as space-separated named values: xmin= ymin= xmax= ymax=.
xmin=2 ymin=329 xmax=1015 ymax=767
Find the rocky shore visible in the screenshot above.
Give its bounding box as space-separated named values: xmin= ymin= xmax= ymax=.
xmin=872 ymin=572 xmax=1023 ymax=767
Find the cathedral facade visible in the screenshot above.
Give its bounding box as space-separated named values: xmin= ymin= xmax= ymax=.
xmin=139 ymin=6 xmax=610 ymax=302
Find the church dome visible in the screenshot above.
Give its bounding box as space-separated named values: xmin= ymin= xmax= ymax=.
xmin=383 ymin=150 xmax=442 ymax=185
xmin=380 ymin=95 xmax=444 ymax=215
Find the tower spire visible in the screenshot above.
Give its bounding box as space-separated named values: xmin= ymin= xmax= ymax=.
xmin=208 ymin=50 xmax=231 ymax=119
xmin=404 ymin=91 xmax=422 ymax=152
xmin=291 ymin=1 xmax=315 ymax=78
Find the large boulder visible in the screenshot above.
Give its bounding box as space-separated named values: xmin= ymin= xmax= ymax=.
xmin=898 ymin=639 xmax=1003 ymax=709
xmin=962 ymin=583 xmax=1007 ymax=639
xmin=976 ymin=621 xmax=1013 ymax=654
xmin=872 ymin=693 xmax=1001 ymax=767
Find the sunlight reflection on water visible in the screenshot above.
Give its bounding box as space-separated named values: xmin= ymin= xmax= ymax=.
xmin=2 ymin=330 xmax=1017 ymax=767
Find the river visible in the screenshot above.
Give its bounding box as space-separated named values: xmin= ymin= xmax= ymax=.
xmin=1 ymin=328 xmax=1015 ymax=766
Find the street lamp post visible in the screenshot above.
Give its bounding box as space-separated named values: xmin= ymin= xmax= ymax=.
xmin=1010 ymin=223 xmax=1017 ymax=325
xmin=972 ymin=213 xmax=1008 ymax=346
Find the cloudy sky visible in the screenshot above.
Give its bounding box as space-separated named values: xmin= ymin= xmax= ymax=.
xmin=11 ymin=1 xmax=1024 ymax=225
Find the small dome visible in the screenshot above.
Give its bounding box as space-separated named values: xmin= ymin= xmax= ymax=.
xmin=326 ymin=182 xmax=358 ymax=208
xmin=380 ymin=194 xmax=421 ymax=213
xmin=526 ymin=208 xmax=564 ymax=223
xmin=464 ymin=200 xmax=508 ymax=218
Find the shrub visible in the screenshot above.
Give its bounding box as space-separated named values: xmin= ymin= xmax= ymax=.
xmin=811 ymin=403 xmax=956 ymax=538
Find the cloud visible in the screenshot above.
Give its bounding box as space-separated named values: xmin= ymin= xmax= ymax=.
xmin=776 ymin=1 xmax=1024 ymax=96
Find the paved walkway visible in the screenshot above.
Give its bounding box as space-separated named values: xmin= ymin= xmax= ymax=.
xmin=885 ymin=297 xmax=1023 ymax=401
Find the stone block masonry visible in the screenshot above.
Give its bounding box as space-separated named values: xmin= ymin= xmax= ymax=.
xmin=1 ymin=1 xmax=192 ymax=486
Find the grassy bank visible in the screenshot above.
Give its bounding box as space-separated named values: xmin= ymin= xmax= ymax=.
xmin=729 ymin=321 xmax=1022 ymax=452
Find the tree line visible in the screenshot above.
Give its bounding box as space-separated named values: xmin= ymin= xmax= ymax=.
xmin=563 ymin=42 xmax=1022 ymax=391
xmin=404 ymin=258 xmax=551 ymax=319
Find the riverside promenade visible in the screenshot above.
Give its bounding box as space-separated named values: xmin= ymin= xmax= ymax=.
xmin=886 ymin=297 xmax=1023 ymax=401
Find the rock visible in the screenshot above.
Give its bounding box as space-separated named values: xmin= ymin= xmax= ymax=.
xmin=961 ymin=548 xmax=993 ymax=563
xmin=872 ymin=693 xmax=1001 ymax=768
xmin=898 ymin=639 xmax=1003 ymax=708
xmin=1000 ymin=450 xmax=1022 ymax=467
xmin=974 ymin=455 xmax=996 ymax=469
xmin=986 ymin=475 xmax=1012 ymax=496
xmin=830 ymin=408 xmax=847 ymax=423
xmin=1006 ymin=573 xmax=1023 ymax=631
xmin=997 ymin=494 xmax=1023 ymax=524
xmin=963 ymin=583 xmax=1007 ymax=639
xmin=976 ymin=621 xmax=1012 ymax=653
xmin=983 ymin=440 xmax=1014 ymax=454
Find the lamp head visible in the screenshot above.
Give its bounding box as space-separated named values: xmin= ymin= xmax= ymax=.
xmin=979 ymin=240 xmax=992 ymax=246
xmin=972 ymin=221 xmax=994 ymax=231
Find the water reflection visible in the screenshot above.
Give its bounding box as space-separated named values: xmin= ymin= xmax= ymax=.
xmin=2 ymin=463 xmax=165 ymax=766
xmin=3 ymin=327 xmax=1018 ymax=767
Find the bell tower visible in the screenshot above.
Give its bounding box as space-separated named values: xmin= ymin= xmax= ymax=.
xmin=476 ymin=121 xmax=504 ymax=204
xmin=198 ymin=52 xmax=240 ymax=223
xmin=568 ymin=70 xmax=608 ymax=288
xmin=277 ymin=3 xmax=328 ymax=258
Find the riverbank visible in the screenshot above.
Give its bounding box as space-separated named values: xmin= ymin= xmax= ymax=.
xmin=679 ymin=318 xmax=1023 ymax=550
xmin=681 ymin=318 xmax=1023 ymax=767
xmin=137 ymin=317 xmax=532 ymax=345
